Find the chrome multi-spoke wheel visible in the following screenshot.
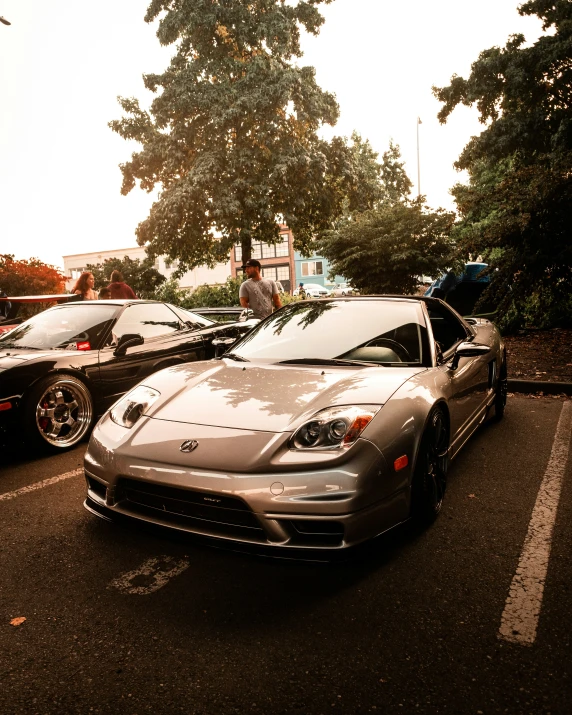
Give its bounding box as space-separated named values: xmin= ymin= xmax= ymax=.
xmin=411 ymin=408 xmax=449 ymax=523
xmin=30 ymin=376 xmax=93 ymax=449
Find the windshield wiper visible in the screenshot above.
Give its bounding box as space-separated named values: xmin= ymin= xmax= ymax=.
xmin=0 ymin=343 xmax=42 ymax=351
xmin=222 ymin=352 xmax=250 ymax=362
xmin=277 ymin=357 xmax=380 ymax=367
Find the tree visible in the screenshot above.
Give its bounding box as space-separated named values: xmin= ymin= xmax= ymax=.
xmin=378 ymin=139 xmax=413 ymax=205
xmin=85 ymin=255 xmax=166 ymax=298
xmin=110 ymin=0 xmax=367 ymax=271
xmin=0 ymin=254 xmax=66 ymax=296
xmin=317 ymin=199 xmax=456 ymax=295
xmin=433 ymin=0 xmax=572 ymax=326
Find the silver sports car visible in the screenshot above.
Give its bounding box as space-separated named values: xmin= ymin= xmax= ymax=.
xmin=84 ymin=296 xmax=507 ymax=551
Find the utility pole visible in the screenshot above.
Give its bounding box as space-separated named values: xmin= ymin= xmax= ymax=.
xmin=416 ymin=117 xmax=422 ymax=198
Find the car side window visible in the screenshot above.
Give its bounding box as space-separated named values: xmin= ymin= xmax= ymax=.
xmin=428 ymin=304 xmax=468 ymax=353
xmin=106 ymin=304 xmax=184 ymax=345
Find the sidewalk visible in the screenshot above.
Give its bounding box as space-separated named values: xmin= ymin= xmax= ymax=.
xmin=508 ymin=379 xmax=572 ymax=396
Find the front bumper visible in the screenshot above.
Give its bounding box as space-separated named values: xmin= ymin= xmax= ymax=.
xmin=83 ymin=416 xmax=410 ymax=550
xmin=84 ymin=470 xmax=408 ymax=550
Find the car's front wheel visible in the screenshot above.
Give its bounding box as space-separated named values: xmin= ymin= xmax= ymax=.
xmin=493 ymin=357 xmax=508 ymax=421
xmin=411 ymin=407 xmax=449 ymax=524
xmin=26 ymin=375 xmax=94 ymax=451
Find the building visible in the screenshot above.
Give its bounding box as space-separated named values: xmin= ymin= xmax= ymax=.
xmin=229 ymin=226 xmax=295 ymax=293
xmin=62 ymin=246 xmax=230 ymax=292
xmin=294 ymin=249 xmax=346 ymax=290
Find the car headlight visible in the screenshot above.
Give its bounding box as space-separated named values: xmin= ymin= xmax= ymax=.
xmin=291 ymin=405 xmax=380 ymax=450
xmin=110 ymin=385 xmax=161 ymax=429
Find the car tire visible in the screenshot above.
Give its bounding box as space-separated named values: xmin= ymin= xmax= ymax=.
xmin=25 ymin=374 xmax=94 ymax=451
xmin=493 ymin=357 xmax=508 ymax=421
xmin=411 ymin=407 xmax=449 ymax=524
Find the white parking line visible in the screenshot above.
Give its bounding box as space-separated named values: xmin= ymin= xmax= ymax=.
xmin=0 ymin=467 xmax=83 ymax=502
xmin=498 ymin=401 xmax=572 ymax=646
xmin=107 ymin=556 xmax=190 ymax=595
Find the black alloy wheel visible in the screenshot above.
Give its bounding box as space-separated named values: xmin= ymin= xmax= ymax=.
xmin=26 ymin=375 xmax=93 ymax=451
xmin=493 ymin=357 xmax=508 ymax=421
xmin=411 ymin=407 xmax=449 ymax=524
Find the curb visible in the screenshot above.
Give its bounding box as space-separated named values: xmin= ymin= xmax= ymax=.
xmin=508 ymin=379 xmax=572 ymax=396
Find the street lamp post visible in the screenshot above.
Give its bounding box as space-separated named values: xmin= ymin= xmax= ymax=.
xmin=416 ymin=117 xmax=422 ymax=198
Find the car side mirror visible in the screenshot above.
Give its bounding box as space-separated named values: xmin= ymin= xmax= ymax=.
xmin=450 ymin=341 xmax=491 ymax=369
xmin=212 ymin=336 xmax=236 ymax=358
xmin=114 ymin=333 xmax=144 ymax=357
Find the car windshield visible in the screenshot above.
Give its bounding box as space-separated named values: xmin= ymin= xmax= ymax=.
xmin=0 ymin=304 xmax=117 ymax=350
xmin=230 ymin=299 xmax=428 ymax=365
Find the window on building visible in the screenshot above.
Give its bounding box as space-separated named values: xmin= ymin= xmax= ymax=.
xmin=234 ymin=234 xmax=289 ymax=263
xmin=302 ymin=261 xmax=323 ymax=276
xmin=276 ymin=234 xmax=289 ymax=256
xmin=262 ymin=265 xmax=290 ymax=282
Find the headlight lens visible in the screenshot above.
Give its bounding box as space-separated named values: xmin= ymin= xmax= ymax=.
xmin=110 ymin=385 xmax=161 ymax=429
xmin=291 ymin=405 xmax=380 ymax=450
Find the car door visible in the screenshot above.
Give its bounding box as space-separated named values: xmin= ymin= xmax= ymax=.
xmin=97 ymin=303 xmax=205 ymax=409
xmin=428 ymin=303 xmax=490 ymax=439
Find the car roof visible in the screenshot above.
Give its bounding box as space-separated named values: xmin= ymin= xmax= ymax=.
xmin=300 ymin=294 xmax=452 ymax=308
xmin=52 ymin=299 xmax=163 ymax=307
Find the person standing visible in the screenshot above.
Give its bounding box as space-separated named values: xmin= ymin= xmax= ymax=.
xmin=107 ymin=270 xmax=137 ymax=299
xmin=72 ymin=272 xmax=98 ymax=300
xmin=239 ymin=259 xmax=282 ymax=319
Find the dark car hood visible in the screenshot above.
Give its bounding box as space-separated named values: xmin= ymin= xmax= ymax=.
xmin=0 ymin=349 xmax=80 ymax=370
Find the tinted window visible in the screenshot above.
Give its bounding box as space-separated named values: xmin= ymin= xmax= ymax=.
xmin=0 ymin=304 xmax=117 ymax=350
xmin=428 ymin=304 xmax=468 ymax=352
xmin=108 ymin=303 xmax=184 ymax=344
xmin=232 ymin=300 xmax=428 ymax=365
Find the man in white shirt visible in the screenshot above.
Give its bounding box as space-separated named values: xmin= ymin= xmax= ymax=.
xmin=239 ymin=259 xmax=282 ymax=319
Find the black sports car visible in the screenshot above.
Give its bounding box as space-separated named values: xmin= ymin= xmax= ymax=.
xmin=0 ymin=299 xmax=253 ymax=450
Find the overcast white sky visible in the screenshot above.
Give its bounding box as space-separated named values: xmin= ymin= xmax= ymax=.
xmin=0 ymin=1 xmax=542 ymax=270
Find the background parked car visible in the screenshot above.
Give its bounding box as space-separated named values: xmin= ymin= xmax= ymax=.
xmin=292 ymin=283 xmax=331 ymax=298
xmin=192 ymin=306 xmax=259 ymax=324
xmin=0 ymin=299 xmax=255 ymax=451
xmin=424 ymin=262 xmax=494 ymax=317
xmin=330 ymin=283 xmax=357 ymax=296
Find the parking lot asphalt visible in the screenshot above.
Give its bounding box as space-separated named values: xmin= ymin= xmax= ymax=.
xmin=0 ymin=395 xmax=571 ymax=715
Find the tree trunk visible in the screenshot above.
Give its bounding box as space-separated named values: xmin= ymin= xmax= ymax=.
xmin=240 ymin=234 xmax=252 ymax=271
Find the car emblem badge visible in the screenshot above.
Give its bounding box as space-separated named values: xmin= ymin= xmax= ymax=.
xmin=180 ymin=440 xmax=199 ymax=453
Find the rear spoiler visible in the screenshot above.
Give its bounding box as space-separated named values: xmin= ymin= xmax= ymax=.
xmin=0 ymin=293 xmax=80 ymax=320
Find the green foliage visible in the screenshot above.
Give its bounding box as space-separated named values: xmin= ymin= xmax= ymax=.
xmin=149 ymin=276 xmax=189 ymax=305
xmin=110 ymin=0 xmax=373 ymax=270
xmin=317 ymin=198 xmax=457 ymax=295
xmin=0 ymin=254 xmax=66 ymax=296
xmin=85 ymin=255 xmax=166 ymax=299
xmin=181 ymin=276 xmax=243 ymax=309
xmin=434 ymin=0 xmax=572 ymax=327
xmin=379 ymin=140 xmax=413 ymax=205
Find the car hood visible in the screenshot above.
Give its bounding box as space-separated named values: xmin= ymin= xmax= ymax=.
xmin=0 ymin=348 xmax=84 ymax=370
xmin=143 ymin=360 xmax=426 ymax=432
